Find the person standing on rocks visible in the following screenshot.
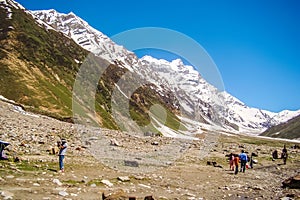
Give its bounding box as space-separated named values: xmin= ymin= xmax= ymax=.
xmin=58 ymin=139 xmax=67 ymax=173
xmin=281 ymin=145 xmax=288 ymax=165
xmin=239 ymin=150 xmax=248 ymax=173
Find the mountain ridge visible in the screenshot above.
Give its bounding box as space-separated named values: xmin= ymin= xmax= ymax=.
xmin=260 ymin=114 xmax=300 ymax=140
xmin=1 ymin=0 xmax=299 ymax=138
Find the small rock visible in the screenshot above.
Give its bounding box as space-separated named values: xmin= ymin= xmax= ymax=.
xmin=133 ymin=175 xmax=144 ymax=180
xmin=1 ymin=191 xmax=14 ymax=199
xmin=280 ymin=197 xmax=291 ymax=200
xmin=58 ymin=191 xmax=69 ymax=197
xmin=33 ymin=183 xmax=40 ymax=186
xmin=118 ymin=176 xmax=130 ymax=182
xmin=5 ymin=175 xmax=14 ymax=179
xmin=90 ymin=183 xmax=96 ymax=187
xmin=158 ymin=196 xmax=169 ymax=200
xmin=89 ymin=137 xmax=98 ymax=141
xmin=138 ymin=184 xmax=151 ymax=189
xmin=101 ymin=179 xmax=113 ymax=187
xmin=185 ymin=193 xmax=196 ymax=197
xmin=252 ymin=185 xmax=263 ymax=190
xmin=53 ymin=179 xmax=62 ymax=186
xmin=102 ymin=190 xmax=127 ymax=199
xmin=110 ymin=138 xmax=121 ymax=146
xmin=124 ymin=160 xmax=139 ymax=167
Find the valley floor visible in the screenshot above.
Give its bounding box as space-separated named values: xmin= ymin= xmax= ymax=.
xmin=0 ymin=100 xmax=299 ymax=200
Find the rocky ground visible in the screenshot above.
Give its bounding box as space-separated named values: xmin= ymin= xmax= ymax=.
xmin=0 ymin=100 xmax=299 ymax=200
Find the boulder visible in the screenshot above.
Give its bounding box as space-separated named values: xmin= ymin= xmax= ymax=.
xmin=124 ymin=160 xmax=139 ymax=167
xmin=101 ymin=179 xmax=113 ymax=187
xmin=117 ymin=176 xmax=130 ymax=182
xmin=282 ymin=174 xmax=300 ymax=189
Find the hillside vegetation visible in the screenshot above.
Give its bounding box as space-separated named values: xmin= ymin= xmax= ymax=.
xmin=0 ymin=6 xmax=182 ymax=132
xmin=260 ymin=115 xmax=300 ymax=139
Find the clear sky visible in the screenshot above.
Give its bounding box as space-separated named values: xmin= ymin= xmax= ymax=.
xmin=17 ymin=0 xmax=300 ymax=112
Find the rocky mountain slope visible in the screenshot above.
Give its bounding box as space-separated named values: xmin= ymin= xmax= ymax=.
xmin=0 ymin=0 xmax=184 ymax=134
xmin=0 ymin=0 xmax=86 ymax=118
xmin=260 ymin=114 xmax=300 ymax=140
xmin=1 ymin=0 xmax=299 ymax=138
xmin=32 ymin=7 xmax=300 ymax=134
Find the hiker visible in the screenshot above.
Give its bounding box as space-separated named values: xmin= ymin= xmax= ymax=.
xmin=281 ymin=145 xmax=288 ymax=165
xmin=233 ymin=154 xmax=239 ymax=175
xmin=272 ymin=149 xmax=278 ymax=160
xmin=58 ymin=139 xmax=67 ymax=172
xmin=0 ymin=140 xmax=10 ymax=160
xmin=249 ymin=152 xmax=255 ymax=169
xmin=239 ymin=150 xmax=248 ymax=173
xmin=229 ymin=153 xmax=234 ymax=171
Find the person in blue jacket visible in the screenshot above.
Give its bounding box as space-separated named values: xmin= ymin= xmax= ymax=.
xmin=239 ymin=150 xmax=248 ymax=173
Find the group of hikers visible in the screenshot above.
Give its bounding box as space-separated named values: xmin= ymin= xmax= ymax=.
xmin=0 ymin=139 xmax=291 ymax=174
xmin=228 ymin=150 xmax=251 ymax=175
xmin=272 ymin=145 xmax=288 ymax=164
xmin=228 ymin=145 xmax=288 ymax=174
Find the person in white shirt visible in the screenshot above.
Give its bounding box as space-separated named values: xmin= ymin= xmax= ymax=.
xmin=58 ymin=139 xmax=67 ymax=172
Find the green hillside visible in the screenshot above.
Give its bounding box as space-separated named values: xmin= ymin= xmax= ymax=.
xmin=0 ymin=6 xmax=120 ymax=128
xmin=0 ymin=6 xmax=183 ymax=132
xmin=260 ymin=115 xmax=300 ymax=139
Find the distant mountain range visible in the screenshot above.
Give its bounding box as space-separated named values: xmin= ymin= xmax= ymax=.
xmin=0 ymin=0 xmax=299 ymax=138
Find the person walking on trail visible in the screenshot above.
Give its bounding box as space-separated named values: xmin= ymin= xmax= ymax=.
xmin=281 ymin=145 xmax=288 ymax=165
xmin=58 ymin=139 xmax=67 ymax=173
xmin=229 ymin=153 xmax=234 ymax=171
xmin=249 ymin=152 xmax=255 ymax=169
xmin=239 ymin=150 xmax=248 ymax=173
xmin=234 ymin=154 xmax=239 ymax=175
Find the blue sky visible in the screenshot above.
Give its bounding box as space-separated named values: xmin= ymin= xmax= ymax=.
xmin=17 ymin=0 xmax=300 ymax=112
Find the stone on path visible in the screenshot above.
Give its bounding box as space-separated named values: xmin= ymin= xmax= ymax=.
xmin=124 ymin=160 xmax=139 ymax=167
xmin=53 ymin=178 xmax=62 ymax=186
xmin=118 ymin=176 xmax=130 ymax=182
xmin=0 ymin=191 xmax=14 ymax=200
xmin=101 ymin=179 xmax=113 ymax=187
xmin=58 ymin=190 xmax=69 ymax=197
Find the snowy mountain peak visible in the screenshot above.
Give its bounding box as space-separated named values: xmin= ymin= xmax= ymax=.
xmin=30 ymin=8 xmax=300 ymax=134
xmin=0 ymin=0 xmax=24 ymax=20
xmin=32 ymin=9 xmax=138 ymax=70
xmin=0 ymin=0 xmax=24 ymax=10
xmin=171 ymin=58 xmax=184 ymax=67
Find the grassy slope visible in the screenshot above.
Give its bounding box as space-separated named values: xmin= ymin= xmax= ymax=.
xmin=0 ymin=7 xmax=119 ymax=128
xmin=260 ymin=115 xmax=300 ymax=139
xmin=0 ymin=7 xmax=185 ymax=133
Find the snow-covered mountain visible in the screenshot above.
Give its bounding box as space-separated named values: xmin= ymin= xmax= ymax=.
xmin=30 ymin=8 xmax=300 ymax=134
xmin=31 ymin=9 xmax=138 ymax=71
